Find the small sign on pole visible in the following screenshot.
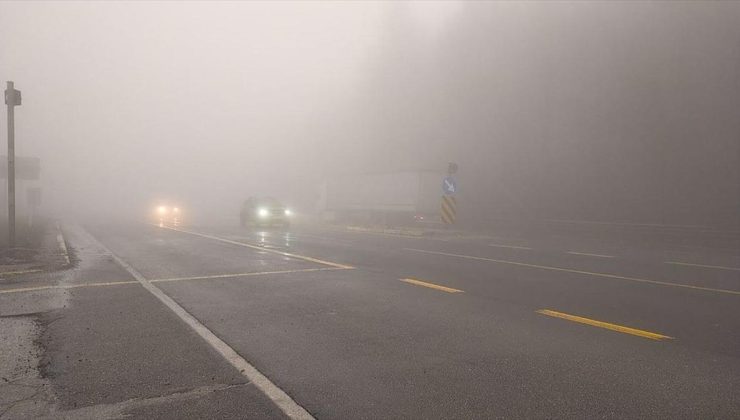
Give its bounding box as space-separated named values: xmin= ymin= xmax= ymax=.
xmin=442 ymin=176 xmax=457 ymax=195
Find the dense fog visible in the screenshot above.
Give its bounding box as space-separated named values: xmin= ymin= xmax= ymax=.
xmin=1 ymin=1 xmax=738 ymax=227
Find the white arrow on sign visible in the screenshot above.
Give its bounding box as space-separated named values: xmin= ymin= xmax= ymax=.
xmin=444 ymin=179 xmax=456 ymax=193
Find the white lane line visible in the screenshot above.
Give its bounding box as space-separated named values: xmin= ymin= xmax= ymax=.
xmin=405 ymin=248 xmax=740 ymax=296
xmin=665 ymin=261 xmax=740 ymax=272
xmin=488 ymin=243 xmax=532 ymax=250
xmin=566 ymin=251 xmax=614 ymax=258
xmin=56 ymin=221 xmax=71 ymax=266
xmin=89 ymin=231 xmax=315 ymax=420
xmin=160 ymin=226 xmax=354 ymax=270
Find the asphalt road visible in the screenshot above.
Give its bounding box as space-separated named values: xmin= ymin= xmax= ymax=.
xmin=5 ymin=221 xmax=739 ymax=418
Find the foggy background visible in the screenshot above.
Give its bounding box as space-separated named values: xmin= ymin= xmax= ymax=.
xmin=1 ymin=1 xmax=738 ymax=227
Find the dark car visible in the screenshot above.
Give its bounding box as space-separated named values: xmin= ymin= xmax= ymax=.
xmin=240 ymin=197 xmax=292 ymax=227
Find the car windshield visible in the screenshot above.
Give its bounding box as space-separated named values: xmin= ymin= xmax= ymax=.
xmin=257 ymin=198 xmax=283 ymax=207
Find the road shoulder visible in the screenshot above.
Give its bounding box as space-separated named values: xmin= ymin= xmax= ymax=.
xmin=2 ymin=223 xmax=288 ymax=419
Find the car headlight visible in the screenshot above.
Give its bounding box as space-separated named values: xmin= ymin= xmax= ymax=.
xmin=173 ymin=207 xmax=180 ymax=213
xmin=284 ymin=209 xmax=292 ymax=216
xmin=157 ymin=206 xmax=168 ymax=215
xmin=258 ymin=208 xmax=269 ymax=217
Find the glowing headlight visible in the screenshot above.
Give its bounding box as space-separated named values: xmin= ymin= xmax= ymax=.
xmin=173 ymin=207 xmax=180 ymax=213
xmin=157 ymin=206 xmax=168 ymax=215
xmin=284 ymin=209 xmax=292 ymax=216
xmin=257 ymin=208 xmax=269 ymax=217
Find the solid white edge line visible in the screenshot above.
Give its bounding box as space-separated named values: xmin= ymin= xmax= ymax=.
xmin=56 ymin=221 xmax=71 ymax=266
xmin=88 ymin=230 xmax=314 ymax=420
xmin=404 ymin=247 xmax=740 ymax=296
xmin=566 ymin=251 xmax=614 ymax=258
xmin=160 ymin=226 xmax=354 ymax=270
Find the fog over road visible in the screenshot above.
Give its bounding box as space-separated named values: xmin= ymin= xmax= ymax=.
xmin=1 ymin=1 xmax=738 ymax=226
xmin=1 ymin=1 xmax=739 ymax=418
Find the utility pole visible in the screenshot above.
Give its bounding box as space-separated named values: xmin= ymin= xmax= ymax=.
xmin=5 ymin=81 xmax=21 ymax=248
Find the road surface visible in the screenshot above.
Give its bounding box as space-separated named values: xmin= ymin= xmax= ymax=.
xmin=2 ymin=221 xmax=739 ymax=418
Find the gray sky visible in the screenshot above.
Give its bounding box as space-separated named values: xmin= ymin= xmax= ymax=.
xmin=0 ymin=1 xmax=392 ymax=218
xmin=1 ymin=1 xmax=738 ymax=225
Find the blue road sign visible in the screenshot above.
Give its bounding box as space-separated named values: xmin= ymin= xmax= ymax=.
xmin=442 ymin=176 xmax=457 ymax=195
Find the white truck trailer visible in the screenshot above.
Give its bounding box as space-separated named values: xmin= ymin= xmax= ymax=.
xmin=317 ymin=171 xmax=443 ymax=226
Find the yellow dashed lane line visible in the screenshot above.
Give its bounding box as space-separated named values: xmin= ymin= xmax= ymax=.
xmin=400 ymin=278 xmax=464 ymax=293
xmin=537 ymin=309 xmax=673 ymax=341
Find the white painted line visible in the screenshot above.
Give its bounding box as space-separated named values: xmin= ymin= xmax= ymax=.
xmin=665 ymin=261 xmax=740 ymax=272
xmin=405 ymin=248 xmax=740 ymax=296
xmin=56 ymin=221 xmax=71 ymax=266
xmin=544 ymin=218 xmax=710 ymax=229
xmin=88 ymin=231 xmax=315 ymax=420
xmin=161 ymin=226 xmax=354 ymax=270
xmin=566 ymin=251 xmax=614 ymax=258
xmin=488 ymin=243 xmax=532 ymax=250
xmin=542 ymin=219 xmax=740 ymax=235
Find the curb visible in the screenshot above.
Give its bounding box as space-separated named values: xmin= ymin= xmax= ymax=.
xmin=56 ymin=221 xmax=71 ymax=267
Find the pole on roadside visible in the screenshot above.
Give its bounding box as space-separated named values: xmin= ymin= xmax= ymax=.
xmin=5 ymin=81 xmax=21 ymax=248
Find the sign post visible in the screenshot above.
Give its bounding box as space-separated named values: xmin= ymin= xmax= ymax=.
xmin=5 ymin=81 xmax=22 ymax=247
xmin=441 ymin=163 xmax=458 ymax=225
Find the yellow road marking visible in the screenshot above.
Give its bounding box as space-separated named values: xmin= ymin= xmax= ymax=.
xmin=566 ymin=251 xmax=614 ymax=258
xmin=151 ymin=267 xmax=343 ymax=283
xmin=160 ymin=226 xmax=355 ymax=270
xmin=488 ymin=244 xmax=532 ymax=250
xmin=665 ymin=261 xmax=740 ymax=272
xmin=0 ymin=281 xmax=138 ymax=295
xmin=0 ymin=285 xmax=58 ymax=294
xmin=65 ymin=280 xmax=139 ymax=288
xmin=0 ymin=269 xmax=44 ymax=276
xmin=405 ymin=248 xmax=740 ymax=296
xmin=400 ymin=278 xmax=464 ymax=293
xmin=0 ymin=268 xmax=345 ymax=295
xmin=536 ymin=309 xmax=673 ymax=341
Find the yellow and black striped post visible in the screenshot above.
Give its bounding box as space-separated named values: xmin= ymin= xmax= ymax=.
xmin=441 ymin=195 xmax=457 ymax=224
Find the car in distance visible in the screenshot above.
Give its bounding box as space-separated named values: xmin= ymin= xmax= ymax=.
xmin=240 ymin=197 xmax=292 ymax=227
xmin=153 ymin=204 xmax=182 ymax=227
